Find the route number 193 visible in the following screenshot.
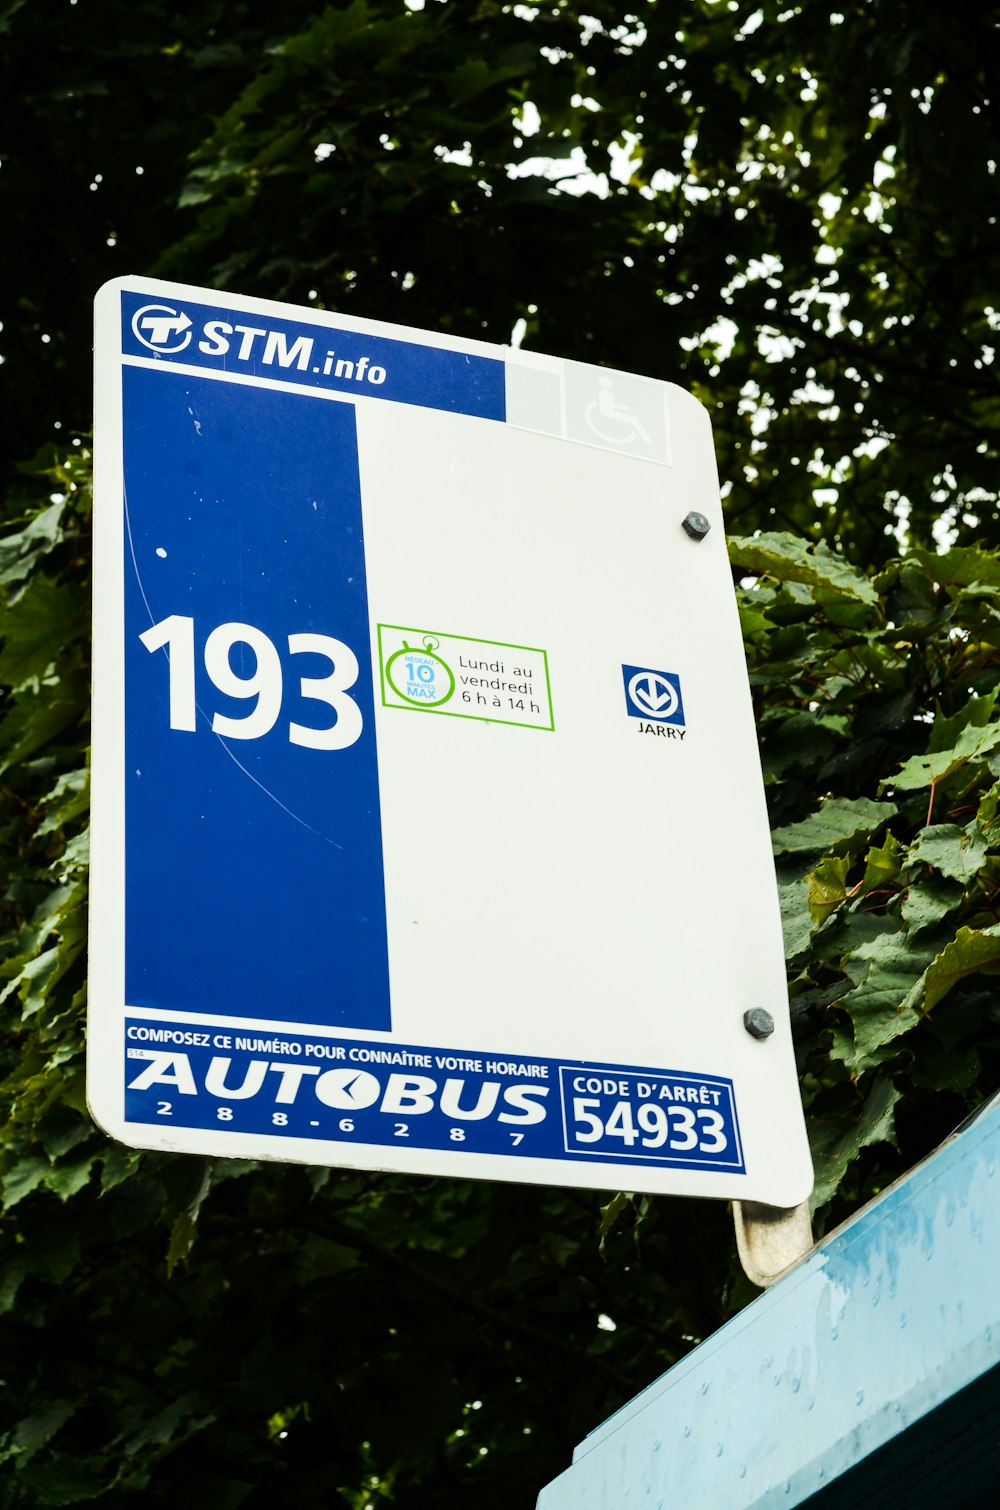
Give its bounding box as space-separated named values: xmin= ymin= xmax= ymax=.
xmin=140 ymin=615 xmax=363 ymax=749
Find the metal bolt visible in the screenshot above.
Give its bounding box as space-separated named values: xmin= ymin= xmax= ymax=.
xmin=744 ymin=1008 xmax=775 ymax=1041
xmin=682 ymin=511 xmax=711 ymax=540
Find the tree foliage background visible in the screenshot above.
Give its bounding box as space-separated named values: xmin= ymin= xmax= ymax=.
xmin=1 ymin=0 xmax=999 ymax=1503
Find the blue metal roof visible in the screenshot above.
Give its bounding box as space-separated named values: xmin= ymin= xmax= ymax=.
xmin=536 ymin=1094 xmax=1000 ymax=1508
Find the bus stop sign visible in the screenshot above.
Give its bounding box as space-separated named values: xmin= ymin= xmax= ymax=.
xmin=89 ymin=276 xmax=813 ymax=1207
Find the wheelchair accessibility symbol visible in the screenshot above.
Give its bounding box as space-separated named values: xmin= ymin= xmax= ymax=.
xmin=622 ymin=664 xmax=685 ymax=725
xmin=585 ymin=374 xmax=652 ymax=448
xmin=562 ymin=363 xmax=670 ymax=464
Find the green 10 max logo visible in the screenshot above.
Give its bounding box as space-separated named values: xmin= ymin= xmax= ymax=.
xmin=384 ymin=637 xmax=456 ymax=708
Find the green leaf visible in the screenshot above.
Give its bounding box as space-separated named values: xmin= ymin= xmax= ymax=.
xmin=909 ymin=822 xmax=987 ymax=884
xmin=831 ymin=930 xmax=934 ymax=1074
xmin=858 ymin=833 xmax=904 ymax=895
xmin=778 ymin=875 xmax=813 ymax=958
xmin=927 ymin=685 xmax=1000 ymax=753
xmin=0 ymin=576 xmax=81 ymax=689
xmin=0 ymin=670 xmax=89 ymax=773
xmin=889 ymin=723 xmax=1000 ymax=791
xmin=0 ymin=1256 xmax=27 ymax=1316
xmin=448 ymin=59 xmax=504 ymax=101
xmin=0 ymin=1399 xmax=77 ymax=1467
xmin=772 ymin=796 xmax=897 ymax=855
xmin=100 ymin=1145 xmax=143 ymax=1194
xmin=2 ymin=1154 xmax=49 ymax=1211
xmin=166 ymin=1211 xmax=198 ymax=1276
xmin=809 ymin=1076 xmax=902 ymax=1208
xmin=17 ymin=1458 xmax=102 ymax=1503
xmin=118 ymin=1393 xmax=214 ymax=1455
xmin=729 ymin=532 xmax=878 ymax=605
xmin=736 ymin=598 xmax=776 ymax=644
xmin=44 ymin=1153 xmax=95 ymax=1201
xmin=0 ymin=500 xmax=64 ymax=588
xmin=166 ymin=1164 xmax=213 ymax=1274
xmin=597 ymin=1190 xmax=633 ymax=1254
xmin=7 ymin=940 xmax=85 ymax=1021
xmin=910 ymin=545 xmax=1000 ymax=589
xmin=35 ymin=768 xmax=89 ymax=838
xmin=807 ymin=854 xmax=849 ymax=925
xmin=901 ymin=877 xmax=965 ymax=934
xmin=56 ymin=829 xmax=89 ymax=877
xmin=976 ymin=780 xmax=1000 ymax=844
xmin=0 ymin=1 xmax=29 ymax=38
xmin=911 ymin=1037 xmax=981 ymax=1094
xmin=922 ymin=925 xmax=1000 ymax=1012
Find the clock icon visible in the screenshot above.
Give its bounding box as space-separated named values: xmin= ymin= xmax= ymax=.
xmin=314 ymin=1068 xmax=382 ymax=1110
xmin=385 ymin=636 xmax=456 ymax=707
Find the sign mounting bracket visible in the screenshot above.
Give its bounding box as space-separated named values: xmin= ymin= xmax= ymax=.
xmin=733 ymin=1200 xmax=814 ymax=1287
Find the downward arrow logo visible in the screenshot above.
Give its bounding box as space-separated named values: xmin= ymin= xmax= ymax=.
xmin=624 ymin=666 xmax=683 ymax=723
xmin=634 ymin=677 xmax=672 ymax=713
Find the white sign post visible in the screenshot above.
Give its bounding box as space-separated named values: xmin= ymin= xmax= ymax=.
xmin=90 ymin=276 xmax=813 ymax=1208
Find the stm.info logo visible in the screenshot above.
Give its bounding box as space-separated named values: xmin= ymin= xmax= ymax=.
xmin=125 ymin=299 xmax=392 ymax=387
xmin=130 ymin=303 xmax=194 ymax=355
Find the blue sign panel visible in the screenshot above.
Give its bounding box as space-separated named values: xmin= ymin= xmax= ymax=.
xmin=120 ymin=289 xmax=506 ymax=422
xmin=123 ymin=365 xmax=391 ymax=1029
xmin=123 ymin=1017 xmax=745 ymax=1177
